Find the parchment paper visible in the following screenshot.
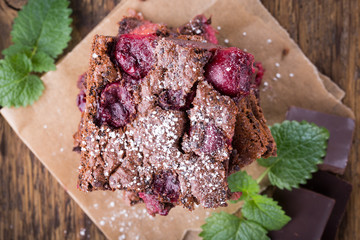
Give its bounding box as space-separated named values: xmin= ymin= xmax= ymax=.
xmin=1 ymin=0 xmax=354 ymax=239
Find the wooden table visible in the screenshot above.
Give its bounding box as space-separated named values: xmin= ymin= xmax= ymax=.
xmin=0 ymin=0 xmax=359 ymax=239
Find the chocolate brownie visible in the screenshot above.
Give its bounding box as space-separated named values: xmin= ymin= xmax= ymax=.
xmin=74 ymin=14 xmax=276 ymax=216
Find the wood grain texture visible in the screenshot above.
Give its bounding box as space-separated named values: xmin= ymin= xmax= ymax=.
xmin=0 ymin=0 xmax=359 ymax=239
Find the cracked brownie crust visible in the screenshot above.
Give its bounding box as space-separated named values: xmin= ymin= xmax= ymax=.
xmin=74 ymin=14 xmax=276 ymax=216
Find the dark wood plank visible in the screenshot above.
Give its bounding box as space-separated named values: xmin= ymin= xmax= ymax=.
xmin=0 ymin=0 xmax=359 ymax=239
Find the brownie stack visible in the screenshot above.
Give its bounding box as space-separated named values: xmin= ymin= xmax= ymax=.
xmin=73 ymin=13 xmax=275 ymax=216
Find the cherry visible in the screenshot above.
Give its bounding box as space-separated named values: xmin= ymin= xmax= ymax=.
xmin=97 ymin=82 xmax=135 ymax=128
xmin=77 ymin=72 xmax=87 ymax=90
xmin=253 ymin=62 xmax=265 ymax=87
xmin=205 ymin=48 xmax=255 ymax=97
xmin=114 ymin=34 xmax=156 ymax=79
xmin=76 ymin=73 xmax=87 ymax=112
xmin=201 ymin=124 xmax=224 ymax=154
xmin=197 ymin=15 xmax=218 ymax=44
xmin=178 ymin=15 xmax=218 ymax=44
xmin=76 ymin=90 xmax=86 ymax=112
xmin=158 ymin=88 xmax=196 ymax=111
xmin=229 ymin=192 xmax=242 ymax=201
xmin=153 ymin=172 xmax=180 ymax=203
xmin=138 ymin=192 xmax=173 ymax=216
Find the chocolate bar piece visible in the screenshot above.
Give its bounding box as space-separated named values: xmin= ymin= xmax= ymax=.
xmin=268 ymin=188 xmax=335 ymax=240
xmin=286 ymin=106 xmax=355 ymax=174
xmin=303 ymin=171 xmax=352 ymax=240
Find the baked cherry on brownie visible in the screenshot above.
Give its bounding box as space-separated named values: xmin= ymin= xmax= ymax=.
xmin=138 ymin=171 xmax=180 ymax=216
xmin=158 ymin=88 xmax=196 ymax=111
xmin=114 ymin=34 xmax=156 ymax=79
xmin=76 ymin=73 xmax=87 ymax=112
xmin=97 ymin=82 xmax=136 ymax=128
xmin=201 ymin=124 xmax=227 ymax=154
xmin=254 ymin=62 xmax=265 ymax=87
xmin=76 ymin=90 xmax=86 ymax=112
xmin=138 ymin=192 xmax=173 ymax=216
xmin=178 ymin=15 xmax=218 ymax=44
xmin=205 ymin=47 xmax=255 ymax=97
xmin=153 ymin=171 xmax=180 ymax=203
xmin=118 ymin=10 xmax=169 ymax=36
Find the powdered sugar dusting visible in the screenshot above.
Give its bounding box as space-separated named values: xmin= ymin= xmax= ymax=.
xmin=79 ymin=228 xmax=86 ymax=236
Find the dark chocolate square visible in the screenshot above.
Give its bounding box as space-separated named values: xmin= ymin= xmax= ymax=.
xmin=286 ymin=107 xmax=355 ymax=174
xmin=303 ymin=171 xmax=352 ymax=240
xmin=268 ymin=188 xmax=335 ymax=240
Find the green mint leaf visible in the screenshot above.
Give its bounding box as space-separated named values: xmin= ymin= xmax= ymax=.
xmin=31 ymin=51 xmax=56 ymax=72
xmin=257 ymin=120 xmax=329 ymax=190
xmin=1 ymin=53 xmax=32 ymax=74
xmin=236 ymin=219 xmax=269 ymax=240
xmin=200 ymin=212 xmax=269 ymax=240
xmin=0 ymin=0 xmax=72 ymax=107
xmin=242 ymin=194 xmax=291 ymax=231
xmin=2 ymin=44 xmax=31 ymax=56
xmin=3 ymin=47 xmax=55 ymax=73
xmin=11 ymin=0 xmax=72 ymax=59
xmin=0 ymin=54 xmax=44 ymax=107
xmin=228 ymin=171 xmax=259 ymax=200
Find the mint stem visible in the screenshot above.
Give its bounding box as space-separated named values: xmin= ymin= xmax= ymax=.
xmin=256 ymin=168 xmax=270 ymax=184
xmin=30 ymin=45 xmax=38 ymax=59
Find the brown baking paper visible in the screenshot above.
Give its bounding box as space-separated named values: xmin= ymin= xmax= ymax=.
xmin=1 ymin=0 xmax=354 ymax=239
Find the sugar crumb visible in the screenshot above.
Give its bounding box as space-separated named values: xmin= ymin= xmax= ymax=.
xmin=275 ymin=62 xmax=280 ymax=67
xmin=289 ymin=73 xmax=294 ymax=77
xmin=276 ymin=73 xmax=281 ymax=78
xmin=242 ymin=32 xmax=247 ymax=36
xmin=80 ymin=228 xmax=86 ymax=236
xmin=224 ymin=38 xmax=229 ymax=44
xmin=267 ymin=38 xmax=272 ymax=44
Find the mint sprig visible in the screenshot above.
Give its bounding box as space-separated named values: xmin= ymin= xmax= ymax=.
xmin=0 ymin=0 xmax=72 ymax=107
xmin=200 ymin=120 xmax=329 ymax=240
xmin=201 ymin=171 xmax=290 ymax=239
xmin=200 ymin=212 xmax=269 ymax=240
xmin=257 ymin=120 xmax=329 ymax=190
